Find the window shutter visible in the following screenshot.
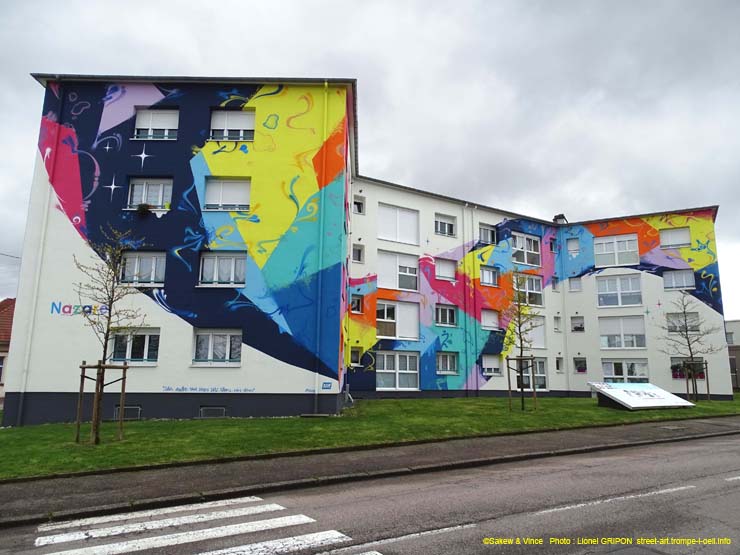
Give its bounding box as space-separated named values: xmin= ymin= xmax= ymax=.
xmin=220 ymin=180 xmax=250 ymax=206
xmin=210 ymin=111 xmax=228 ymax=129
xmin=622 ymin=316 xmax=645 ymax=335
xmin=377 ymin=205 xmax=398 ymax=242
xmin=228 ymin=110 xmax=255 ymax=129
xmin=598 ymin=317 xmax=622 ymax=336
xmin=436 ymin=258 xmax=456 ymax=279
xmin=205 ymin=180 xmax=222 ymax=206
xmin=135 ymin=110 xmax=152 ymax=129
xmin=482 ymin=309 xmax=499 ymax=329
xmin=660 ymin=227 xmax=690 ymax=247
xmin=150 ymin=110 xmax=178 ymax=129
xmin=397 ymin=302 xmax=419 ymax=340
xmin=377 ymin=251 xmax=397 ymax=289
xmin=398 ymin=208 xmax=419 ymax=245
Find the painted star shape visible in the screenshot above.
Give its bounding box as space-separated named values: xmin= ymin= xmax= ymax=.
xmin=103 ymin=143 xmax=112 ymax=152
xmin=131 ymin=144 xmax=153 ymax=170
xmin=103 ymin=175 xmax=120 ymax=201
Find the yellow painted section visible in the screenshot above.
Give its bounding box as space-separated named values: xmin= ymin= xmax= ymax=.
xmin=643 ymin=213 xmax=717 ymax=270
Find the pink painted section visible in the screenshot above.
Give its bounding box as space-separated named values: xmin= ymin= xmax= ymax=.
xmin=38 ymin=116 xmax=87 ymax=239
xmin=97 ymin=83 xmax=165 ymax=136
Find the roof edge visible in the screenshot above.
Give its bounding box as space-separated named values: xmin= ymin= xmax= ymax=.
xmin=31 ymin=73 xmax=357 ymax=87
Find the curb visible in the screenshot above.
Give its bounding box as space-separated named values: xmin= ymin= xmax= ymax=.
xmin=3 ymin=412 xmax=740 ymax=486
xmin=3 ymin=427 xmax=740 ymax=530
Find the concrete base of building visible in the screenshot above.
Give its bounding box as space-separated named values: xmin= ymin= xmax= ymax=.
xmin=352 ymin=389 xmax=594 ymax=399
xmin=1 ymin=392 xmax=345 ymax=426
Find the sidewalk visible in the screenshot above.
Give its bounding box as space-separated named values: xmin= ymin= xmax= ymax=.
xmin=3 ymin=415 xmax=740 ymax=528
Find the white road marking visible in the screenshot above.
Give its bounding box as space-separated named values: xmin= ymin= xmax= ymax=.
xmin=38 ymin=496 xmax=264 ymax=532
xmin=725 ymin=476 xmax=740 ymax=482
xmin=43 ymin=514 xmax=315 ymax=555
xmin=196 ymin=530 xmax=352 ymax=554
xmin=355 ymin=552 xmax=385 ymax=555
xmin=535 ymin=486 xmax=696 ymax=515
xmin=318 ymin=524 xmax=477 ymax=554
xmin=37 ymin=503 xmax=285 ymax=546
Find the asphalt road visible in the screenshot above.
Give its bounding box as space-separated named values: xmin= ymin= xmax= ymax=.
xmin=2 ymin=435 xmax=740 ymax=554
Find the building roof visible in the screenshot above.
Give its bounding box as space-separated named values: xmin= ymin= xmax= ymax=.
xmin=0 ymin=298 xmax=15 ymax=346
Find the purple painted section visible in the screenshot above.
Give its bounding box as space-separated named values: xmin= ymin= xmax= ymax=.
xmin=97 ymin=83 xmax=165 ymax=136
xmin=641 ymin=246 xmax=691 ymax=269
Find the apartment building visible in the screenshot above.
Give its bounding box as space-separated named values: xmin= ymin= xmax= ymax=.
xmin=726 ymin=320 xmax=739 ymax=389
xmin=1 ymin=74 xmax=732 ymax=426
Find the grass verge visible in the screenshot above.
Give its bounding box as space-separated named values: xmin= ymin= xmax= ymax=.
xmin=0 ymin=396 xmax=738 ymax=481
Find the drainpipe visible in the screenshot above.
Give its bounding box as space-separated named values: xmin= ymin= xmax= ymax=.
xmin=462 ymin=203 xmax=470 ymax=397
xmin=17 ymin=85 xmax=63 ymax=425
xmin=313 ymin=81 xmax=330 ymax=413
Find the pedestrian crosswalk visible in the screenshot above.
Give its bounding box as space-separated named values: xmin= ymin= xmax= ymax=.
xmin=30 ymin=495 xmax=383 ymax=555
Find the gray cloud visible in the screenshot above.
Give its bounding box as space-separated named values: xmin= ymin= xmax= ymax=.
xmin=0 ymin=0 xmax=738 ymax=316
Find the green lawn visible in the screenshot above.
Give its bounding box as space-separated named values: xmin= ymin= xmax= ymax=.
xmin=0 ymin=396 xmax=739 ymax=481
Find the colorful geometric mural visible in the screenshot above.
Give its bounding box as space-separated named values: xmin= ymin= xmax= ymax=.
xmin=37 ymin=80 xmax=350 ymax=382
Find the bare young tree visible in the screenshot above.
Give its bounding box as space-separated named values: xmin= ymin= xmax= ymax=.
xmin=74 ymin=226 xmax=146 ymax=444
xmin=502 ymin=273 xmax=544 ymax=411
xmin=659 ymin=291 xmax=722 ymax=402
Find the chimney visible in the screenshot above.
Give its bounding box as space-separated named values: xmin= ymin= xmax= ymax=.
xmin=553 ymin=213 xmax=568 ymax=224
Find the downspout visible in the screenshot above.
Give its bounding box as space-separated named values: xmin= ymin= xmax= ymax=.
xmin=462 ymin=203 xmax=469 ymax=397
xmin=313 ymin=81 xmax=330 ymax=413
xmin=559 ymin=225 xmax=571 ymax=394
xmin=17 ymin=85 xmax=62 ymax=426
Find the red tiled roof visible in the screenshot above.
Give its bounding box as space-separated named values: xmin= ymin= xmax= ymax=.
xmin=0 ymin=298 xmax=16 ymax=345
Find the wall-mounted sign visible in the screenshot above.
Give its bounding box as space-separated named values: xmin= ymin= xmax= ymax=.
xmin=50 ymin=301 xmax=109 ymax=316
xmin=588 ymin=381 xmax=694 ymax=410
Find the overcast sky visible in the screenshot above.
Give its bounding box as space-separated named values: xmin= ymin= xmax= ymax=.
xmin=1 ymin=0 xmax=739 ymax=317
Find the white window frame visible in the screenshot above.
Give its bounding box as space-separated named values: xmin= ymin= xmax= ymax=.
xmin=435 ymin=258 xmax=456 ymax=281
xmin=133 ymin=108 xmax=179 ymax=140
xmin=599 ymin=316 xmax=646 ymax=349
xmin=517 ymin=358 xmax=548 ymax=390
xmin=482 ymin=354 xmax=502 ymax=376
xmin=480 ymin=265 xmax=499 ymax=287
xmin=666 ymin=312 xmax=700 ymax=333
xmin=571 ymin=315 xmax=585 ymax=332
xmin=574 ymin=357 xmax=588 ymax=374
xmin=660 ymin=227 xmax=691 ymax=249
xmin=192 ymin=329 xmax=242 ymax=366
xmin=594 ymin=233 xmax=639 ymax=268
xmin=481 ymin=309 xmax=500 ymax=330
xmin=377 ymin=203 xmax=419 ymax=245
xmin=434 ymin=213 xmax=456 ymax=237
xmin=350 ymin=347 xmax=362 ymax=366
xmin=479 ymin=224 xmax=497 ymax=245
xmin=198 ymin=252 xmax=246 ymax=287
xmin=121 ymin=252 xmax=166 ymax=286
xmin=514 ymin=274 xmax=544 ymax=306
xmin=596 ymin=275 xmax=642 ymax=307
xmin=379 ymin=251 xmax=419 ymax=291
xmin=127 ymin=178 xmax=173 ymax=210
xmin=569 ymin=277 xmax=582 ymax=291
xmin=350 ymin=294 xmax=363 ymax=314
xmin=353 ymin=195 xmax=366 ymax=215
xmin=670 ymin=356 xmax=705 ymax=380
xmin=210 ymin=109 xmax=255 ymax=141
xmin=112 ymin=329 xmax=160 ymax=366
xmin=511 ymin=232 xmax=541 ymax=266
xmin=554 ymin=315 xmax=562 ymax=333
xmin=436 ymin=352 xmax=459 ymax=375
xmin=204 ymin=178 xmax=250 ymax=211
xmin=376 ymin=351 xmax=419 ymax=391
xmin=566 ymin=237 xmax=580 ymax=256
xmin=602 ymin=359 xmax=649 ymax=383
xmin=376 ymin=300 xmax=419 ymax=340
xmin=376 ymin=301 xmax=397 ymax=338
xmin=435 ymin=304 xmax=457 ymax=327
xmin=352 ymin=244 xmax=365 ymax=264
xmin=663 ymin=270 xmax=695 ymax=290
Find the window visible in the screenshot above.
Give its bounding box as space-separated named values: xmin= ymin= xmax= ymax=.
xmin=512 ymin=233 xmax=541 ymax=266
xmin=594 ymin=234 xmax=639 ymax=267
xmin=134 ymin=109 xmax=178 ymax=140
xmin=481 ymin=309 xmax=500 ymax=330
xmin=602 ymin=359 xmax=648 ymax=383
xmin=556 ymin=357 xmax=563 ymax=373
xmin=664 ymin=270 xmax=695 ymax=290
xmin=574 ymin=357 xmax=588 ymax=374
xmin=0 ymin=356 xmax=3 ymax=383
xmin=728 ymin=332 xmax=735 ymax=345
xmin=599 ymin=316 xmax=646 ymax=349
xmin=435 ymin=258 xmax=456 ymax=281
xmin=350 ymin=347 xmax=362 ymax=366
xmin=436 ymin=352 xmax=459 ymax=375
xmin=569 ymin=277 xmax=582 ymax=291
xmin=517 ymin=358 xmax=547 ymax=390
xmin=376 ymin=301 xmax=419 ymax=340
xmin=666 ymin=312 xmax=700 ymax=333
xmin=112 ymin=329 xmax=160 ymax=363
xmin=554 ymin=316 xmax=562 ymax=332
xmin=352 ymin=244 xmax=365 ymax=263
xmin=434 ymin=214 xmax=456 ymax=237
xmin=566 ymin=237 xmax=580 ymax=256
xmin=552 ymin=276 xmax=559 ymax=292
xmin=479 ymin=224 xmax=497 ymax=245
xmin=596 ymin=275 xmax=642 ymax=307
xmin=514 ymin=274 xmax=543 ymax=306
xmin=670 ymin=357 xmax=705 ymax=380
xmin=660 ymin=227 xmax=691 ymax=249
xmin=549 ymin=238 xmax=557 ymax=253
xmin=353 ymin=195 xmax=366 ymax=215
xmin=127 ymin=178 xmax=173 ymax=209
xmin=199 ymin=252 xmax=246 ymax=286
xmin=377 ymin=203 xmax=419 ymax=245
xmin=193 ymin=330 xmax=242 ymax=365
xmin=204 ymin=178 xmax=250 ymax=211
xmin=524 ymin=316 xmax=546 ymax=348
xmin=571 ymin=316 xmax=585 ymax=332
xmin=210 ymin=110 xmax=255 ymax=141
xmin=376 ymin=351 xmax=419 ymax=390
xmin=482 ymin=354 xmax=502 ymax=376
xmin=121 ymin=252 xmax=166 ymax=286
xmin=435 ymin=305 xmax=457 ymax=326
xmin=378 ymin=251 xmax=418 ymax=291
xmin=350 ymin=295 xmax=363 ymax=314
xmin=480 ymin=266 xmax=499 ymax=287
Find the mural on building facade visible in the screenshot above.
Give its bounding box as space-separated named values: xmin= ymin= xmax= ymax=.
xmin=37 ymin=80 xmax=350 ymax=383
xmin=347 ymin=209 xmax=722 ymax=391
